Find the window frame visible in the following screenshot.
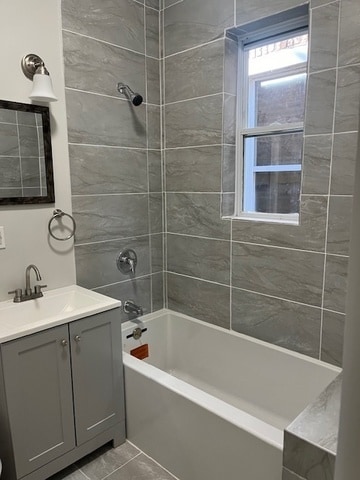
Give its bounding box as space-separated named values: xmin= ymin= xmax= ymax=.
xmin=234 ymin=24 xmax=309 ymax=222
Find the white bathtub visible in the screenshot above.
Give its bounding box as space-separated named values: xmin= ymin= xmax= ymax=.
xmin=122 ymin=310 xmax=340 ymax=480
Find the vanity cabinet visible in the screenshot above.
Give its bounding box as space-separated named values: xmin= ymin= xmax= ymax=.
xmin=0 ymin=308 xmax=125 ymax=480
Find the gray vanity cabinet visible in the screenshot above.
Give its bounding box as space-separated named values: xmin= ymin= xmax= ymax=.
xmin=0 ymin=308 xmax=125 ymax=480
xmin=70 ymin=313 xmax=124 ymax=445
xmin=1 ymin=325 xmax=76 ymax=478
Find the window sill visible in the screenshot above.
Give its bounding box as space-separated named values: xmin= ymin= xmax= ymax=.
xmin=222 ymin=212 xmax=299 ymax=225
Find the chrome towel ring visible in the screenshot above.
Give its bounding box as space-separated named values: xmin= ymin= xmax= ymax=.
xmin=48 ymin=209 xmax=76 ymax=241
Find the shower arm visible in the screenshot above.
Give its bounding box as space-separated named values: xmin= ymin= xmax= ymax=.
xmin=117 ymin=83 xmax=143 ymax=106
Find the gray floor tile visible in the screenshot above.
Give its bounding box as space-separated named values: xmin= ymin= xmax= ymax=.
xmin=45 ymin=444 xmax=178 ymax=480
xmin=48 ymin=465 xmax=89 ymax=480
xmin=106 ymin=453 xmax=177 ymax=480
xmin=76 ymin=443 xmax=140 ymax=480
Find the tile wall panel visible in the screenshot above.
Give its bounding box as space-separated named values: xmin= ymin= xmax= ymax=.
xmin=62 ymin=0 xmax=145 ymax=53
xmin=167 ymin=273 xmax=231 ymax=329
xmin=232 ymin=289 xmax=321 ymax=358
xmin=62 ymin=0 xmax=163 ymax=319
xmin=63 ymin=0 xmax=358 ymax=365
xmin=163 ymin=0 xmax=359 ymax=369
xmin=164 ymin=0 xmax=234 ymax=56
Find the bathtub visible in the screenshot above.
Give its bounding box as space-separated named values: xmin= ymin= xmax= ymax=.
xmin=122 ymin=310 xmax=340 ymax=480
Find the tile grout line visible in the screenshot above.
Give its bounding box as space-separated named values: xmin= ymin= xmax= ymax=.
xmin=73 ymin=227 xmax=348 ymax=259
xmin=125 ymin=439 xmax=181 ymax=479
xmin=137 ymin=448 xmax=181 ymax=480
xmin=76 ymin=467 xmax=92 ymax=480
xmin=311 ymin=0 xmax=340 ymax=10
xmin=164 ymin=92 xmax=223 ymax=106
xmin=165 ymin=231 xmax=350 ymax=256
xmin=65 ymin=86 xmax=159 ymax=106
xmin=92 ymin=272 xmax=161 ymax=291
xmin=166 ymin=270 xmax=328 ymax=311
xmin=161 ymin=5 xmax=169 ymax=309
xmin=319 ymin=1 xmax=342 ymax=361
xmin=304 ymin=130 xmax=358 ymax=138
xmin=221 ymin=33 xmax=232 ymax=329
xmin=160 ymin=0 xmax=184 ymax=12
xmin=81 ymin=192 xmax=355 ymax=198
xmin=62 ymin=28 xmax=158 ymax=60
xmin=75 ymin=233 xmax=152 ymax=247
xmin=159 ymin=6 xmax=167 ymax=309
xmin=298 ymin=3 xmax=311 ymax=235
xmin=72 ymin=192 xmax=161 ymax=197
xmin=229 ymin=218 xmax=233 ymax=330
xmin=144 ymin=4 xmax=154 ymax=313
xmin=165 ymin=143 xmax=224 ymax=150
xmin=134 ymin=0 xmax=160 ymax=12
xmin=163 ymin=37 xmax=226 ymax=59
xmin=98 ymin=452 xmax=143 ymax=480
xmin=68 ymin=143 xmax=160 ymax=152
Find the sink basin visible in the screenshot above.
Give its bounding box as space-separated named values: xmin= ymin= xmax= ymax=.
xmin=0 ymin=285 xmax=121 ymax=342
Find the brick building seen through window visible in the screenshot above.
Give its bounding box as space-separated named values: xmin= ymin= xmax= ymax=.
xmin=237 ymin=30 xmax=308 ymax=221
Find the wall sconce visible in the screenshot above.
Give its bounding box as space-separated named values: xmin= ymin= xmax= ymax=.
xmin=21 ymin=54 xmax=58 ymax=103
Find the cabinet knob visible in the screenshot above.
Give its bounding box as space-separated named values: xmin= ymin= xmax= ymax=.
xmin=74 ymin=335 xmax=81 ymax=343
xmin=61 ymin=339 xmax=68 ymax=347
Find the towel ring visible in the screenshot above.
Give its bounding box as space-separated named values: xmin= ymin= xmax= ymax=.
xmin=48 ymin=209 xmax=76 ymax=241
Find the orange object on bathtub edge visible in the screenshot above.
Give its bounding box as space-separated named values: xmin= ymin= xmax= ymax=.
xmin=130 ymin=344 xmax=149 ymax=360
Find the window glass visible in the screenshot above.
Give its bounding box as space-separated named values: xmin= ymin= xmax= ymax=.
xmin=247 ymin=34 xmax=308 ymax=129
xmin=255 ymin=171 xmax=301 ymax=214
xmin=248 ymin=34 xmax=308 ymax=76
xmin=251 ymin=73 xmax=307 ymax=128
xmin=240 ymin=29 xmax=308 ymax=217
xmin=244 ymin=133 xmax=303 ymax=167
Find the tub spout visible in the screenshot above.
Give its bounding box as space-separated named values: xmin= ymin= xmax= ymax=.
xmin=124 ymin=300 xmax=143 ymax=316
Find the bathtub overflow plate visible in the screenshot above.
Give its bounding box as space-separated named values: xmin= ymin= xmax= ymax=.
xmin=132 ymin=327 xmax=143 ymax=340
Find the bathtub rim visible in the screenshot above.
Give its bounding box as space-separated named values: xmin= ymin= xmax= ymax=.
xmin=123 ymin=352 xmax=284 ymax=450
xmin=122 ymin=310 xmax=339 ymax=451
xmin=122 ymin=308 xmax=342 ymax=373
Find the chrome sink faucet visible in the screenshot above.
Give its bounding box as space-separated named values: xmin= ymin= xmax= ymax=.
xmin=8 ymin=264 xmax=47 ymax=303
xmin=25 ymin=264 xmax=41 ymax=296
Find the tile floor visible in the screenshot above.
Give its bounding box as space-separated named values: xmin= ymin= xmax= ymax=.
xmin=49 ymin=442 xmax=179 ymax=480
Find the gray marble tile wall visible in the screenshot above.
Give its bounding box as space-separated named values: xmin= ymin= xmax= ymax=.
xmin=282 ymin=374 xmax=341 ymax=480
xmin=162 ymin=0 xmax=360 ymax=367
xmin=61 ymin=0 xmax=164 ymax=321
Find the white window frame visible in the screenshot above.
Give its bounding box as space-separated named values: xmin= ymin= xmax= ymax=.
xmin=234 ymin=25 xmax=308 ymax=223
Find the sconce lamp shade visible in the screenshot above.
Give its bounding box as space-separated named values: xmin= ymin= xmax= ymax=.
xmin=29 ymin=73 xmax=58 ymax=102
xmin=21 ymin=54 xmax=58 ymax=103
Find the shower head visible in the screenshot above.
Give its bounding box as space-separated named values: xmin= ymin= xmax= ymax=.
xmin=117 ymin=83 xmax=143 ymax=106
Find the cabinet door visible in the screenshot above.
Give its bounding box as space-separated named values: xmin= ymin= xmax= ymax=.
xmin=70 ymin=309 xmax=124 ymax=445
xmin=1 ymin=325 xmax=76 ymax=478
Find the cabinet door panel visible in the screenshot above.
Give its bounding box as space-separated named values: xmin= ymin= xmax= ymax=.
xmin=1 ymin=325 xmax=75 ymax=478
xmin=70 ymin=309 xmax=124 ymax=445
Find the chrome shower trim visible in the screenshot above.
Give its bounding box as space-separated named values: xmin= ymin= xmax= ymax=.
xmin=117 ymin=83 xmax=143 ymax=106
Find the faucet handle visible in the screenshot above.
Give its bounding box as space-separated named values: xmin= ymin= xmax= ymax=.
xmin=116 ymin=249 xmax=137 ymax=275
xmin=34 ymin=284 xmax=47 ymax=296
xmin=8 ymin=289 xmax=23 ymax=303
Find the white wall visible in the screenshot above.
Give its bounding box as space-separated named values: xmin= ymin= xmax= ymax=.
xmin=0 ymin=0 xmax=75 ymax=301
xmin=335 ymin=128 xmax=360 ymax=480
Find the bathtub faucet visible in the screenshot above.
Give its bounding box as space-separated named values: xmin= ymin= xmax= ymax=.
xmin=123 ymin=300 xmax=143 ymax=316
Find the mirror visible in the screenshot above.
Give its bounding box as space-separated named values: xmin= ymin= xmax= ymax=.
xmin=0 ymin=100 xmax=55 ymax=205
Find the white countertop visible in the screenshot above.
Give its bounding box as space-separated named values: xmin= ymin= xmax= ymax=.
xmin=0 ymin=285 xmax=121 ymax=343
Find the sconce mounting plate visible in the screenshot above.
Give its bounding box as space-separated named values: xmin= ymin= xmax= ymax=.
xmin=21 ymin=54 xmax=44 ymax=80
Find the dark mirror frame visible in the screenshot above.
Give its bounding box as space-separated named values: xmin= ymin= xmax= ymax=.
xmin=0 ymin=99 xmax=55 ymax=205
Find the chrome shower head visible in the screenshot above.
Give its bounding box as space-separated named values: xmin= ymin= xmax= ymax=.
xmin=117 ymin=83 xmax=143 ymax=106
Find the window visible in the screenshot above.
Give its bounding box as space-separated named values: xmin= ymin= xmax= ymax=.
xmin=236 ymin=26 xmax=308 ymax=223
